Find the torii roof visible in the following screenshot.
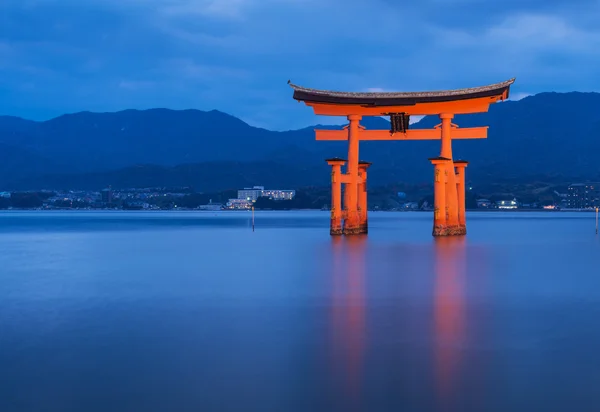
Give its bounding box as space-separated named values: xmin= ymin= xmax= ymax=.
xmin=288 ymin=79 xmax=515 ymax=107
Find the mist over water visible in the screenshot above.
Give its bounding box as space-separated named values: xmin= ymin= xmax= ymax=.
xmin=1 ymin=211 xmax=600 ymax=411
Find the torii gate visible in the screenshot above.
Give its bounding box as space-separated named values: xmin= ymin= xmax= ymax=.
xmin=289 ymin=78 xmax=515 ymax=237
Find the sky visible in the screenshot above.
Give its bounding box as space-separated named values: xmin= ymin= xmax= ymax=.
xmin=1 ymin=0 xmax=599 ymax=130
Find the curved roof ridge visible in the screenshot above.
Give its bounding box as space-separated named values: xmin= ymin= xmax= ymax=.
xmin=288 ymin=79 xmax=515 ymax=99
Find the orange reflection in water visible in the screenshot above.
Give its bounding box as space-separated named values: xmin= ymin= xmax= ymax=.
xmin=433 ymin=236 xmax=467 ymax=411
xmin=330 ymin=235 xmax=367 ymax=409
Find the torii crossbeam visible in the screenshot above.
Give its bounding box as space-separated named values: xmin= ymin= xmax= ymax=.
xmin=289 ymin=78 xmax=515 ymax=237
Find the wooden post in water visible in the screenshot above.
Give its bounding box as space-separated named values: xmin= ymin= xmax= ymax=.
xmin=252 ymin=206 xmax=255 ymax=232
xmin=596 ymin=207 xmax=598 ymax=235
xmin=326 ymin=158 xmax=346 ymax=235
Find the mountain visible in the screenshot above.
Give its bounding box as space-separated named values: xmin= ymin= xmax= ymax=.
xmin=0 ymin=109 xmax=289 ymax=171
xmin=0 ymin=109 xmax=392 ymax=169
xmin=8 ymin=161 xmax=332 ymax=192
xmin=415 ymin=92 xmax=600 ymax=179
xmin=1 ymin=92 xmax=600 ymax=190
xmin=0 ymin=142 xmax=63 ymax=183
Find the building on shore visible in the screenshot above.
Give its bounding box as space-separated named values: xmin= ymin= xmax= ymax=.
xmin=226 ymin=198 xmax=252 ymax=210
xmin=198 ymin=199 xmax=224 ymax=211
xmin=101 ymin=186 xmax=113 ymax=204
xmin=261 ymin=189 xmax=295 ymax=200
xmin=238 ymin=186 xmax=265 ymax=202
xmin=401 ymin=202 xmax=419 ymax=210
xmin=476 ymin=199 xmax=492 ymax=209
xmin=237 ymin=186 xmax=296 ymax=203
xmin=567 ymin=183 xmax=600 ymax=209
xmin=497 ymin=199 xmax=518 ymax=210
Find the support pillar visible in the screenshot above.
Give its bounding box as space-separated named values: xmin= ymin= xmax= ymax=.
xmin=430 ymin=157 xmax=450 ymax=236
xmin=343 ymin=114 xmax=362 ymax=235
xmin=358 ymin=161 xmax=371 ymax=234
xmin=327 ymin=158 xmax=346 ymax=235
xmin=438 ymin=113 xmax=464 ymax=236
xmin=454 ymin=161 xmax=468 ymax=234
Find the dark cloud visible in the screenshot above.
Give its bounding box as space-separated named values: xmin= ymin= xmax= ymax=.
xmin=1 ymin=0 xmax=599 ymax=129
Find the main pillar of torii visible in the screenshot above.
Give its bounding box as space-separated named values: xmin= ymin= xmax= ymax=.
xmin=289 ymin=78 xmax=515 ymax=237
xmin=326 ymin=157 xmax=371 ymax=235
xmin=429 ymin=113 xmax=464 ymax=236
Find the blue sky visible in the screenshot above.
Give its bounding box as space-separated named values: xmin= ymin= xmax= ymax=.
xmin=1 ymin=0 xmax=599 ymax=130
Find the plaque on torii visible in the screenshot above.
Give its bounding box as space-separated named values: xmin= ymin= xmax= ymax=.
xmin=289 ymin=78 xmax=515 ymax=237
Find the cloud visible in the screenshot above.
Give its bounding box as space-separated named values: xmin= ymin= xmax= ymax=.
xmin=507 ymin=92 xmax=533 ymax=101
xmin=410 ymin=116 xmax=425 ymax=125
xmin=118 ymin=80 xmax=156 ymax=90
xmin=159 ymin=58 xmax=250 ymax=81
xmin=441 ymin=13 xmax=600 ymax=54
xmin=0 ymin=0 xmax=600 ymax=130
xmin=160 ymin=0 xmax=249 ymax=19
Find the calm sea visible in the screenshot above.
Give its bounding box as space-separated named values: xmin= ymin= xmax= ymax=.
xmin=1 ymin=211 xmax=600 ymax=412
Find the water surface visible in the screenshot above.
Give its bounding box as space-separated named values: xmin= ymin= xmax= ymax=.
xmin=1 ymin=211 xmax=600 ymax=411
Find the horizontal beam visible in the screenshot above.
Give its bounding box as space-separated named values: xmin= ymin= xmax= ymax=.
xmin=315 ymin=127 xmax=488 ymax=141
xmin=305 ymin=95 xmax=502 ymax=116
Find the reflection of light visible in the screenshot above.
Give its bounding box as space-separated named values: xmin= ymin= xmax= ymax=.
xmin=433 ymin=236 xmax=466 ymax=411
xmin=330 ymin=235 xmax=367 ymax=410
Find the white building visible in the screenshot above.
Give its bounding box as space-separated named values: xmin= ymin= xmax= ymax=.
xmin=237 ymin=186 xmax=265 ymax=202
xmin=198 ymin=199 xmax=224 ymax=211
xmin=261 ymin=189 xmax=296 ymax=200
xmin=497 ymin=199 xmax=518 ymax=210
xmin=237 ymin=186 xmax=296 ymax=202
xmin=227 ymin=198 xmax=252 ymax=210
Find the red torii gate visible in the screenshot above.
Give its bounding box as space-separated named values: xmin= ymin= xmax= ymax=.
xmin=289 ymin=78 xmax=515 ymax=236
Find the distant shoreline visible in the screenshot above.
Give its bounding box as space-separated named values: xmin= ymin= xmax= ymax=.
xmin=0 ymin=208 xmax=597 ymax=213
